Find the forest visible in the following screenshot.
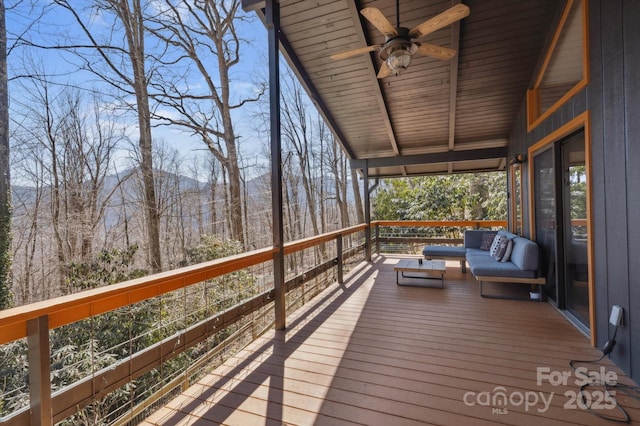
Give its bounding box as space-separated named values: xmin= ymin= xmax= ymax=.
xmin=0 ymin=1 xmax=507 ymax=424
xmin=2 ymin=0 xmax=366 ymax=308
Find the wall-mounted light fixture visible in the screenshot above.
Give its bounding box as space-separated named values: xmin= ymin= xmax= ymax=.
xmin=510 ymin=154 xmax=527 ymax=165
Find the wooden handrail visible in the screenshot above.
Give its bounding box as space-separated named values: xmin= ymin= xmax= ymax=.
xmin=0 ymin=219 xmax=503 ymax=424
xmin=0 ymin=220 xmax=499 ymax=345
xmin=0 ymin=224 xmax=369 ymax=346
xmin=283 ymin=224 xmax=366 ymax=254
xmin=371 ymin=220 xmax=507 ymax=228
xmin=0 ymin=247 xmax=275 ymax=345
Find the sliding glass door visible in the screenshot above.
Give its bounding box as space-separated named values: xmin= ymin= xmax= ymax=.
xmin=533 ymin=148 xmax=557 ymax=301
xmin=561 ymin=131 xmax=589 ymax=327
xmin=532 ymin=128 xmax=590 ymax=330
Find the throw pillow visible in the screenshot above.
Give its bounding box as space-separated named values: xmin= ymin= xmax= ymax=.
xmin=500 ymin=239 xmax=514 ymax=262
xmin=488 ymin=235 xmax=505 ymax=257
xmin=480 ymin=232 xmax=497 ymax=251
xmin=493 ymin=238 xmax=510 ymax=260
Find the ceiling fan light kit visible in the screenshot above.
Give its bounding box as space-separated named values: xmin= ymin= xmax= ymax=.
xmin=386 ymin=47 xmax=412 ymax=76
xmin=379 ymin=29 xmax=418 ymax=76
xmin=380 ymin=38 xmax=418 ymax=75
xmin=330 ymin=2 xmax=470 ymax=79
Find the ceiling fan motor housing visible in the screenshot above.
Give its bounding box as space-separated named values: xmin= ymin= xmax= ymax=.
xmin=379 ymin=28 xmax=418 ymax=74
xmin=379 ymin=28 xmax=417 ymax=60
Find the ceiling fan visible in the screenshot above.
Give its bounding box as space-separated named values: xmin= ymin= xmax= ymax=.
xmin=330 ymin=2 xmax=470 ymax=78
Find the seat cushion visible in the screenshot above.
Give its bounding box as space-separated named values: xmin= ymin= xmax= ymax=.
xmin=422 ymin=245 xmax=466 ymax=258
xmin=468 ymin=256 xmax=537 ymax=278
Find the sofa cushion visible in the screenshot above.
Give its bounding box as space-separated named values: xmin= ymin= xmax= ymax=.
xmin=479 ymin=232 xmax=497 ymax=250
xmin=465 ymin=248 xmax=491 ymax=257
xmin=493 ymin=238 xmax=510 ymax=260
xmin=489 ymin=235 xmax=506 ymax=257
xmin=422 ymin=245 xmax=466 ymax=258
xmin=497 ymin=230 xmax=518 ymax=240
xmin=464 ymin=230 xmax=487 ymax=249
xmin=468 ymin=256 xmax=537 ymax=278
xmin=500 ymin=239 xmax=514 ymax=263
xmin=510 ymin=237 xmax=539 ymax=271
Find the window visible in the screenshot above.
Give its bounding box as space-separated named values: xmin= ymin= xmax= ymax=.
xmin=527 ymin=0 xmax=588 ymax=131
xmin=510 ymin=164 xmax=523 ymax=235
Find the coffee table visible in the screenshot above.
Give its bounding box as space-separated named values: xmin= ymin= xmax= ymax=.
xmin=394 ymin=259 xmax=446 ymax=288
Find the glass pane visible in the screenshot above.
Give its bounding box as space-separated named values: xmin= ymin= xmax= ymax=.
xmin=539 ymin=0 xmax=584 ymax=113
xmin=563 ymin=132 xmax=589 ymax=326
xmin=534 ymin=148 xmax=556 ymax=300
xmin=513 ymin=165 xmax=522 ymax=235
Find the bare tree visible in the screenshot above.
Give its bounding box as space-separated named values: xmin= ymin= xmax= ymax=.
xmin=326 ymin=128 xmax=350 ymax=229
xmin=208 ymin=155 xmax=223 ymax=237
xmin=146 ymin=0 xmax=264 ymax=248
xmin=351 ymin=169 xmax=365 ymax=224
xmin=280 ymin=70 xmax=322 ymax=239
xmin=52 ymin=0 xmax=163 ymax=272
xmin=11 ymin=181 xmax=43 ymax=305
xmin=282 ymin=152 xmax=304 ymax=271
xmin=11 ymin=78 xmax=124 ymax=296
xmin=0 ymin=0 xmax=11 ymax=308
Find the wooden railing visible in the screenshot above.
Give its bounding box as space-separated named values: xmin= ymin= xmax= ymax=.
xmin=0 ymin=223 xmax=367 ymax=346
xmin=0 ymin=220 xmax=506 ymax=425
xmin=371 ymin=220 xmax=507 ymax=254
xmin=0 ymin=224 xmax=366 ymax=426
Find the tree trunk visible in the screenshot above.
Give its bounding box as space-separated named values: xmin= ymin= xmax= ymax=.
xmin=224 ymin=151 xmax=244 ymax=246
xmin=218 ymin=42 xmax=245 ymax=247
xmin=351 ymin=169 xmax=365 ymax=224
xmin=120 ymin=0 xmax=161 ymax=272
xmin=210 ymin=159 xmax=219 ymax=235
xmin=0 ymin=3 xmax=12 ymax=308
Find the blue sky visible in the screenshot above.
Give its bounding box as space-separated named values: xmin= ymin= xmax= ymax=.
xmin=6 ymin=1 xmax=273 ymax=181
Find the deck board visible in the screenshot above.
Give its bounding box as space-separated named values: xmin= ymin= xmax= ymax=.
xmin=142 ymin=255 xmax=640 ymax=425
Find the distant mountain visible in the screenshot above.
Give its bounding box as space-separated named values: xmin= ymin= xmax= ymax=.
xmin=10 ymin=167 xmax=357 ymax=225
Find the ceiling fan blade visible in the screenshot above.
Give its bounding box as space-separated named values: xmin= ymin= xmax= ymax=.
xmin=377 ymin=61 xmax=393 ymax=79
xmin=361 ymin=7 xmax=398 ymax=37
xmin=417 ymin=43 xmax=457 ymax=60
xmin=330 ymin=45 xmax=382 ymax=61
xmin=409 ymin=4 xmax=470 ymax=39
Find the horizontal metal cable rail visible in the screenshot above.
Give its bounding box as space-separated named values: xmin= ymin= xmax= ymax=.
xmin=0 ymin=224 xmax=367 ymax=425
xmin=0 ymin=220 xmax=505 ymax=424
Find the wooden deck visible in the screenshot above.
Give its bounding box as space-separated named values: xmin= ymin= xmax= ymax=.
xmin=142 ymin=255 xmax=640 ymax=425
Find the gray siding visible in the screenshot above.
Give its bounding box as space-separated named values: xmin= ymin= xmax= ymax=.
xmin=508 ymin=0 xmax=639 ymax=381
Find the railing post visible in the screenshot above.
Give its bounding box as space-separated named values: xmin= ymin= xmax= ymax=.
xmin=375 ymin=223 xmax=380 ymax=255
xmin=27 ymin=315 xmax=52 ymax=426
xmin=267 ymin=0 xmax=286 ymax=330
xmin=336 ymin=234 xmax=344 ymax=284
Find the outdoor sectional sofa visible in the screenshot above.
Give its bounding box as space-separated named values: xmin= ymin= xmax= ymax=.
xmin=423 ymin=229 xmax=545 ymax=299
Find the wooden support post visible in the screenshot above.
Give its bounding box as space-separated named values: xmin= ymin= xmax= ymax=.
xmin=336 ymin=235 xmax=344 ymax=284
xmin=363 ymin=162 xmax=372 ymax=261
xmin=266 ymin=0 xmax=285 ymax=330
xmin=27 ymin=316 xmax=52 ymax=426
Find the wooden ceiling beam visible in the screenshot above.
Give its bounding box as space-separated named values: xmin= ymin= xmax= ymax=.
xmin=345 ymin=1 xmax=400 ymax=155
xmin=448 ymin=0 xmax=462 ymax=151
xmin=350 ymin=146 xmax=508 ymax=169
xmin=241 ymin=0 xmax=265 ymax=12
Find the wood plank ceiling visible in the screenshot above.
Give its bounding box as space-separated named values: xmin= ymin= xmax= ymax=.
xmin=244 ymin=0 xmax=563 ymax=178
